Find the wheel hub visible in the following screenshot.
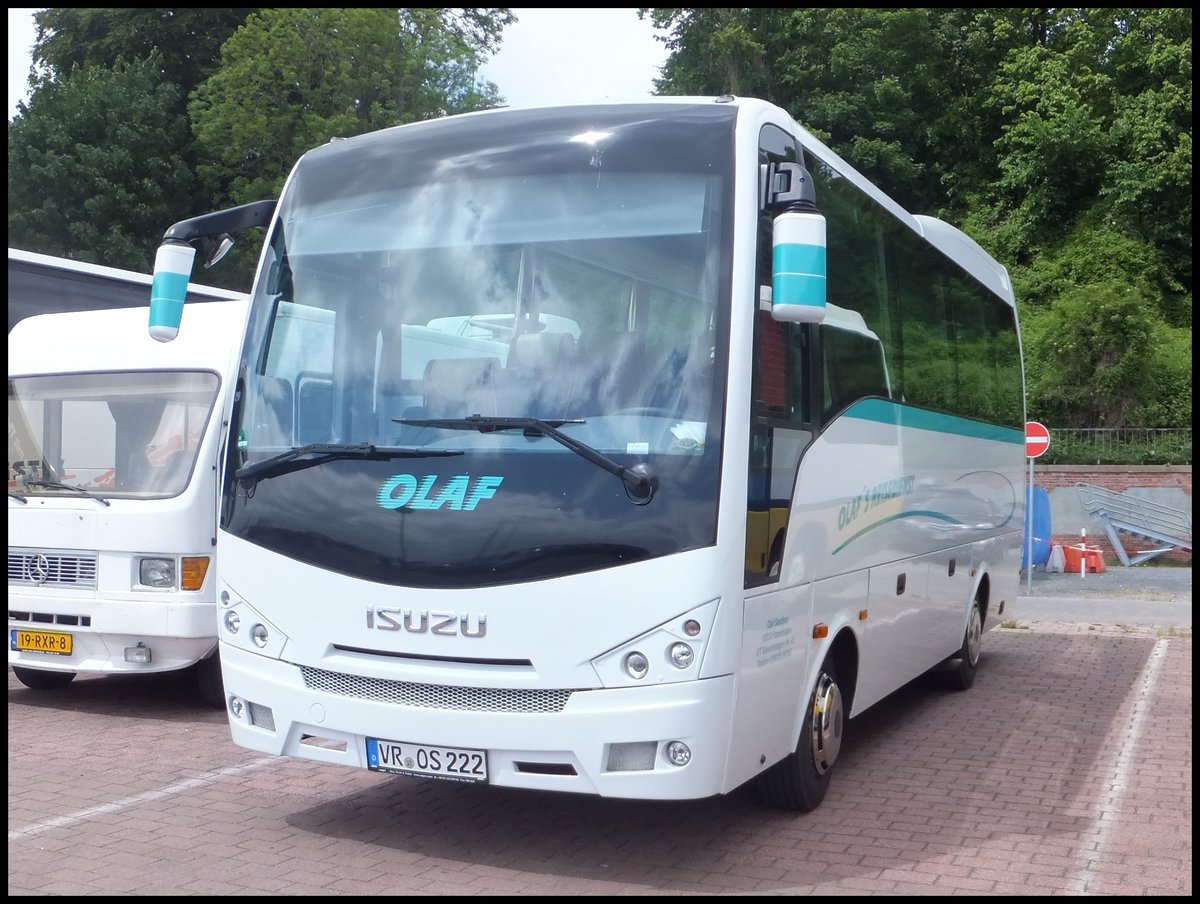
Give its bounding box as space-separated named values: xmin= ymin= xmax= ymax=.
xmin=966 ymin=606 xmax=982 ymax=666
xmin=809 ymin=671 xmax=843 ymax=774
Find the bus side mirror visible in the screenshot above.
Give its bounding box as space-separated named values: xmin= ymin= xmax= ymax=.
xmin=764 ymin=162 xmax=827 ymax=324
xmin=770 ymin=207 xmax=827 ymax=324
xmin=202 ymin=234 xmax=234 ymax=269
xmin=148 ymin=241 xmax=197 ymax=342
xmin=147 ymin=199 xmax=276 ymax=342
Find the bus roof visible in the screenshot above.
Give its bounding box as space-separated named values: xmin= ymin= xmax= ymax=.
xmin=8 ymin=299 xmax=250 ymax=377
xmin=8 ymin=247 xmax=246 ymax=332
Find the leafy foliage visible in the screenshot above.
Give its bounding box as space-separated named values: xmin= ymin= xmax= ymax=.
xmin=9 ymin=7 xmax=511 ymax=289
xmin=7 ymin=7 xmax=1190 ymax=430
xmin=648 ymin=6 xmax=1192 ymax=430
xmin=8 ymin=54 xmax=193 ymax=272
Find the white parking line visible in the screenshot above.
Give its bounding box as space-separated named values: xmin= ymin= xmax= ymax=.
xmin=8 ymin=756 xmax=278 ymax=841
xmin=1065 ymin=638 xmax=1169 ymax=893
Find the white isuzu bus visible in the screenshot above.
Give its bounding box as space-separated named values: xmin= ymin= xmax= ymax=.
xmin=147 ymin=96 xmax=1026 ymax=809
xmin=9 ymin=294 xmax=248 ymax=705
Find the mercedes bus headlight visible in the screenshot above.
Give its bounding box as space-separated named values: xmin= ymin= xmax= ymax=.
xmin=137 ymin=557 xmax=175 ymax=588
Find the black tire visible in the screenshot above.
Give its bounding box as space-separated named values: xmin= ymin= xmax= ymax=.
xmin=194 ymin=651 xmax=226 ymax=708
xmin=944 ymin=599 xmax=982 ymax=691
xmin=12 ymin=666 xmax=76 ymax=690
xmin=755 ymin=653 xmax=844 ymax=811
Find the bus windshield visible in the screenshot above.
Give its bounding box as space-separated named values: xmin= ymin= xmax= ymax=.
xmin=228 ymin=105 xmax=737 ymax=588
xmin=9 ymin=370 xmax=220 ymax=499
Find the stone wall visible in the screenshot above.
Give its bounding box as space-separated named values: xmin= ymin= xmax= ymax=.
xmin=1032 ymin=464 xmax=1192 ymax=565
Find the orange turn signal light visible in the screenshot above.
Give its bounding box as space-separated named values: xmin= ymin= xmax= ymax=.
xmin=181 ymin=556 xmax=211 ymax=591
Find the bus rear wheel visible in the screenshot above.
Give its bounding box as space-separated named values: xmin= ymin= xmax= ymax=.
xmin=12 ymin=666 xmax=76 ymax=690
xmin=755 ymin=653 xmax=843 ymax=811
xmin=194 ymin=651 xmax=226 ymax=709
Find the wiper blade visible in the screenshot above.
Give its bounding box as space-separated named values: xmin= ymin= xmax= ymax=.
xmin=396 ymin=415 xmax=658 ymax=503
xmin=9 ymin=491 xmax=29 ymax=504
xmin=235 ymin=442 xmax=463 ymax=484
xmin=20 ymin=479 xmax=111 ymax=506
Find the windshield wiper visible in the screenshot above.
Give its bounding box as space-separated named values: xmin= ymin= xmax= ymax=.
xmin=9 ymin=491 xmax=29 ymax=504
xmin=396 ymin=415 xmax=658 ymax=504
xmin=235 ymin=442 xmax=463 ymax=484
xmin=19 ymin=479 xmax=111 ymax=506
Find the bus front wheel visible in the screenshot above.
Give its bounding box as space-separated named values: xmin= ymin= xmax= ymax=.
xmin=755 ymin=653 xmax=844 ymax=811
xmin=943 ymin=599 xmax=982 ymax=691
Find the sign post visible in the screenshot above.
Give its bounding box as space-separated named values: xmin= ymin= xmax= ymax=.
xmin=1024 ymin=421 xmax=1051 ymax=593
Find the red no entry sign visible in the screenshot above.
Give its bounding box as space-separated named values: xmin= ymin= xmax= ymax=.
xmin=1025 ymin=421 xmax=1050 ymax=459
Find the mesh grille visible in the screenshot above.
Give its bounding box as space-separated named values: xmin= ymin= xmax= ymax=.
xmin=248 ymin=701 xmax=276 ymax=731
xmin=300 ymin=665 xmax=575 ymax=713
xmin=8 ymin=549 xmax=98 ymax=589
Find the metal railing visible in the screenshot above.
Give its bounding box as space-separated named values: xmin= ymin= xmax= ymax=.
xmin=1076 ymin=482 xmax=1192 ymax=566
xmin=1039 ymin=428 xmax=1191 ymax=465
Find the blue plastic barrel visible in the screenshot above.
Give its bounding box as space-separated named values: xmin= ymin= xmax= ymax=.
xmin=1022 ymin=485 xmax=1051 ymax=568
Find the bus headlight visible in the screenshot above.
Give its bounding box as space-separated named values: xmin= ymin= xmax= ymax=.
xmin=590 ymin=599 xmax=719 ymax=688
xmin=250 ymin=624 xmax=269 ymax=648
xmin=669 ymin=642 xmax=694 ymax=669
xmin=138 ymin=557 xmax=175 ymax=588
xmin=217 ymin=588 xmax=288 ymax=659
xmin=623 ymin=651 xmax=649 ymax=680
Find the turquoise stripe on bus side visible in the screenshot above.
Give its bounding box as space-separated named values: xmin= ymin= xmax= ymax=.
xmin=845 ymin=398 xmax=1024 ymax=444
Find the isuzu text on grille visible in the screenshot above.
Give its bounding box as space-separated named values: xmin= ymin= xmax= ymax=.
xmin=366 ymin=608 xmax=488 ymax=638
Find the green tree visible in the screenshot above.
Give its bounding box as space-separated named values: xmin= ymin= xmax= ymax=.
xmin=186 ymin=8 xmax=510 ymax=286
xmin=8 ymin=54 xmax=193 ymax=273
xmin=647 ymin=7 xmax=1192 ymax=429
xmin=10 ymin=7 xmax=512 ymax=288
xmin=1022 ymin=280 xmax=1158 ymax=427
xmin=190 ymin=8 xmax=509 ymax=210
xmin=30 ymin=8 xmax=260 ymax=104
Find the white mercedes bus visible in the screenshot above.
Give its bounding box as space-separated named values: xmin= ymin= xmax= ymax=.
xmin=9 ymin=293 xmax=248 ymax=705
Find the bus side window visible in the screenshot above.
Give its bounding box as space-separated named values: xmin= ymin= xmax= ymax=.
xmin=747 ymin=311 xmax=813 ymax=586
xmin=821 ymin=324 xmax=890 ymax=420
xmin=255 ymin=375 xmax=294 ymax=446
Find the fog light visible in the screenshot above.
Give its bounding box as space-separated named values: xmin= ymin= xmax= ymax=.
xmin=223 ymin=610 xmax=241 ymax=634
xmin=138 ymin=557 xmax=175 ymax=588
xmin=229 ymin=696 xmax=245 ymax=718
xmin=124 ymin=642 xmax=152 ymax=664
xmin=668 ymin=642 xmax=694 ymax=669
xmin=666 ymin=740 xmax=691 ymax=766
xmin=251 ymin=624 xmax=269 ymax=648
xmin=623 ymin=651 xmax=649 ymax=680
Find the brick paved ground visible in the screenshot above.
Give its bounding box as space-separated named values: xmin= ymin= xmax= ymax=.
xmin=8 ymin=620 xmax=1191 ymax=896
